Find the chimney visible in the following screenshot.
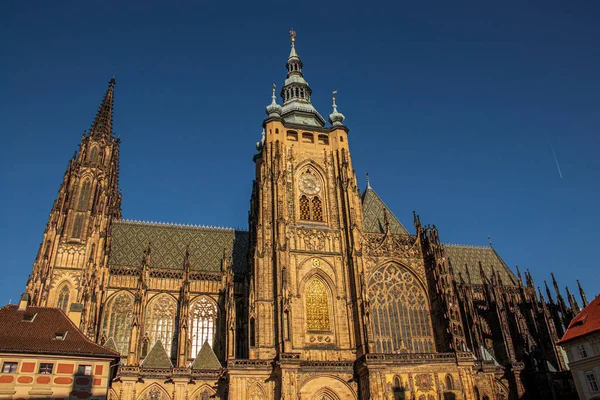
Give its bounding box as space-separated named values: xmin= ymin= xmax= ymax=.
xmin=68 ymin=303 xmax=84 ymax=327
xmin=18 ymin=293 xmax=30 ymax=311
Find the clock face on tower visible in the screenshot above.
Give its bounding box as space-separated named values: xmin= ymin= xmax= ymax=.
xmin=299 ymin=173 xmax=321 ymax=195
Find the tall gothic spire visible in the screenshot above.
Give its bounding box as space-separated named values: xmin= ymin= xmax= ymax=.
xmin=90 ymin=78 xmax=115 ymax=138
xmin=279 ymin=31 xmax=325 ymax=127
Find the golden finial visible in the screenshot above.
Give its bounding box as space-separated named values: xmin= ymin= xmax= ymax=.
xmin=332 ymin=89 xmax=338 ymax=101
xmin=273 ymin=82 xmax=276 ymax=93
xmin=289 ymin=29 xmax=296 ymax=42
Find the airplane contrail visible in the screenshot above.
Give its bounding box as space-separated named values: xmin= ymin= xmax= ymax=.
xmin=552 ymin=147 xmax=563 ymax=179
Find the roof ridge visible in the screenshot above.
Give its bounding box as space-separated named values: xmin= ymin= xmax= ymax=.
xmin=443 ymin=243 xmax=492 ymax=249
xmin=117 ymin=219 xmax=248 ymax=232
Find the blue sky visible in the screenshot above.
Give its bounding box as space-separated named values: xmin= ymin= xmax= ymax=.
xmin=1 ymin=1 xmax=599 ymax=305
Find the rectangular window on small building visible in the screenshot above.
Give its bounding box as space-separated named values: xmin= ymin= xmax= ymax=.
xmin=586 ymin=372 xmax=599 ymax=392
xmin=77 ymin=365 xmax=92 ymax=375
xmin=2 ymin=362 xmax=17 ymax=373
xmin=39 ymin=363 xmax=54 ymax=374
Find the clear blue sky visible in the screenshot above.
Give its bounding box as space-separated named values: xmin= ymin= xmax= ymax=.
xmin=1 ymin=1 xmax=599 ymax=305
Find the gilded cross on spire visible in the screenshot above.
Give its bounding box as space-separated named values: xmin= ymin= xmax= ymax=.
xmin=289 ymin=29 xmax=296 ymax=42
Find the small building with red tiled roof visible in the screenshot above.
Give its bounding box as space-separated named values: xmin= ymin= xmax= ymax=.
xmin=558 ymin=294 xmax=600 ymax=399
xmin=0 ymin=294 xmax=119 ymax=400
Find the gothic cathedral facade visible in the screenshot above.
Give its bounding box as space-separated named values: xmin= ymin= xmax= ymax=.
xmin=25 ymin=36 xmax=584 ymax=399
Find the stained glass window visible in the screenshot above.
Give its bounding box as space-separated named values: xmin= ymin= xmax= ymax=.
xmin=305 ymin=278 xmax=330 ymax=331
xmin=76 ymin=179 xmax=91 ymax=211
xmin=312 ymin=197 xmax=323 ymax=221
xmin=101 ymin=292 xmax=133 ymax=355
xmin=57 ymin=285 xmax=70 ymax=313
xmin=299 ymin=195 xmax=310 ymax=220
xmin=368 ymin=264 xmax=435 ymax=353
xmin=189 ymin=297 xmax=217 ymax=358
xmin=145 ymin=294 xmax=177 ymax=357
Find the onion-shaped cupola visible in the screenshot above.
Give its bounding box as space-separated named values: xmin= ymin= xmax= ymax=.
xmin=328 ymin=91 xmax=345 ymax=127
xmin=265 ymin=85 xmax=282 ymax=117
xmin=279 ymin=30 xmax=326 ymax=127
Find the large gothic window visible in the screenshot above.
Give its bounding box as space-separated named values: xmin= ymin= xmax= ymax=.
xmin=145 ymin=294 xmax=177 ymax=356
xmin=368 ymin=264 xmax=435 ymax=353
xmin=76 ymin=179 xmax=92 ymax=211
xmin=189 ymin=297 xmax=218 ymax=358
xmin=102 ymin=292 xmax=134 ymax=355
xmin=56 ymin=284 xmax=70 ymax=313
xmin=305 ymin=278 xmax=330 ymax=331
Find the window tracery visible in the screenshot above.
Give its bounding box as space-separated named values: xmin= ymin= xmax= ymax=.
xmin=102 ymin=292 xmax=133 ymax=355
xmin=368 ymin=264 xmax=434 ymax=353
xmin=189 ymin=297 xmax=218 ymax=358
xmin=305 ymin=278 xmax=330 ymax=331
xmin=145 ymin=294 xmax=177 ymax=357
xmin=297 ymin=168 xmax=325 ymax=222
xmin=56 ymin=284 xmax=70 ymax=313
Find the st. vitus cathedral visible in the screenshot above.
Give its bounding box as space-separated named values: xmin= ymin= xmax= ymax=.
xmin=25 ymin=33 xmax=587 ymax=399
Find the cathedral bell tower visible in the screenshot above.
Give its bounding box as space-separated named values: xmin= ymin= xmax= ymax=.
xmin=246 ymin=31 xmax=367 ymax=364
xmin=27 ymin=79 xmax=122 ymax=339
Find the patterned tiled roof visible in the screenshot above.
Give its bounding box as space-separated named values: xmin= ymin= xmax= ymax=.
xmin=361 ymin=187 xmax=409 ymax=235
xmin=0 ymin=304 xmax=119 ymax=358
xmin=191 ymin=341 xmax=221 ymax=370
xmin=141 ymin=340 xmax=173 ymax=369
xmin=109 ymin=220 xmax=248 ymax=273
xmin=444 ymin=245 xmax=518 ymax=286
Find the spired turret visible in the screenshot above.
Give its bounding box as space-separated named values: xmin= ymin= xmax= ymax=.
xmin=279 ymin=31 xmax=326 ymax=127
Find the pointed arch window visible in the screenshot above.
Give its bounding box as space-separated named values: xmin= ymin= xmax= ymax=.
xmin=189 ymin=297 xmax=218 ymax=358
xmin=305 ymin=278 xmax=330 ymax=331
xmin=101 ymin=292 xmax=133 ymax=355
xmin=76 ymin=179 xmax=92 ymax=211
xmin=368 ymin=264 xmax=435 ymax=353
xmin=145 ymin=294 xmax=177 ymax=357
xmin=89 ymin=147 xmax=99 ymax=162
xmin=71 ymin=215 xmax=84 ymax=239
xmin=57 ymin=285 xmax=70 ymax=313
xmin=446 ymin=374 xmax=455 ymax=390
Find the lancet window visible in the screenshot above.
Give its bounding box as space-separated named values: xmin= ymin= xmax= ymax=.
xmin=76 ymin=179 xmax=92 ymax=211
xmin=101 ymin=292 xmax=134 ymax=355
xmin=299 ymin=196 xmax=310 ymax=220
xmin=189 ymin=297 xmax=218 ymax=358
xmin=368 ymin=264 xmax=435 ymax=353
xmin=71 ymin=215 xmax=84 ymax=239
xmin=56 ymin=284 xmax=70 ymax=313
xmin=144 ymin=294 xmax=177 ymax=356
xmin=305 ymin=278 xmax=330 ymax=331
xmin=89 ymin=146 xmax=98 ymax=162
